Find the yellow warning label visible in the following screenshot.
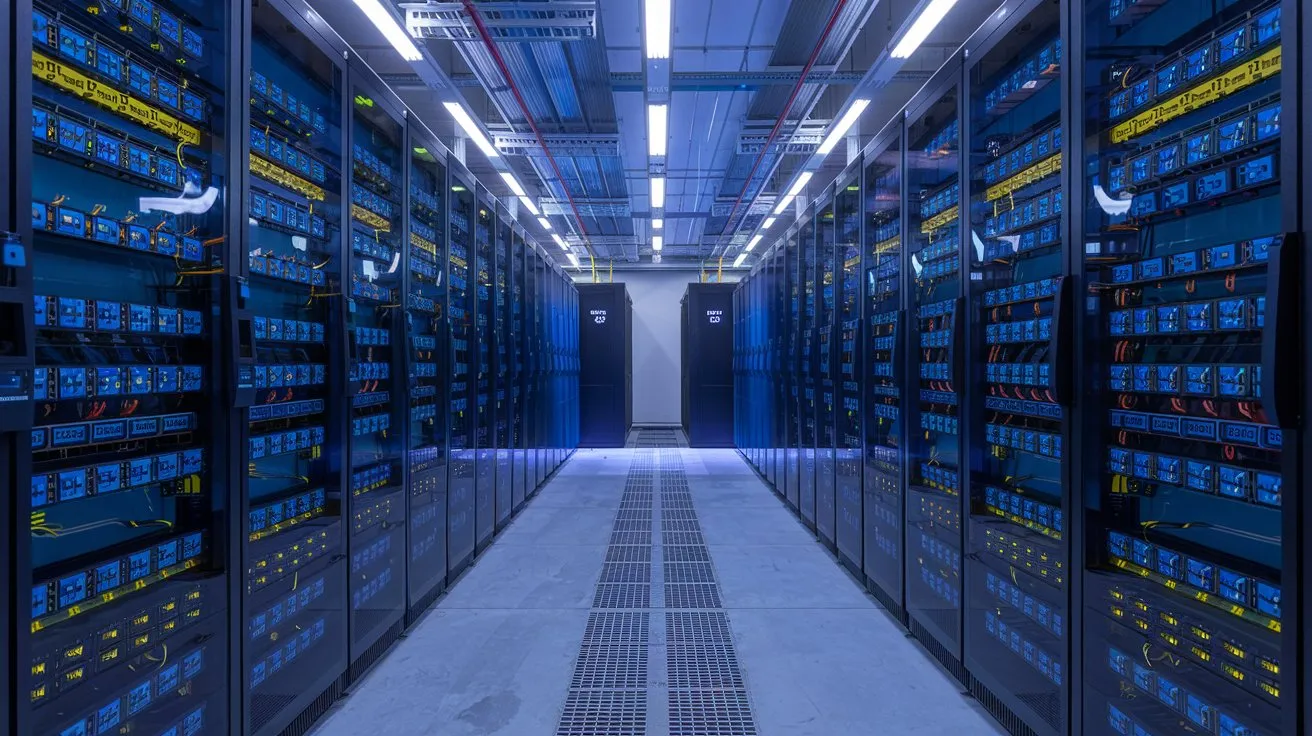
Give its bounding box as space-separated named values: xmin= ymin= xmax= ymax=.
xmin=920 ymin=205 xmax=959 ymax=234
xmin=986 ymin=154 xmax=1062 ymax=202
xmin=1110 ymin=47 xmax=1282 ymax=144
xmin=351 ymin=205 xmax=391 ymax=232
xmin=250 ymin=156 xmax=325 ymax=201
xmin=32 ymin=52 xmax=201 ymax=146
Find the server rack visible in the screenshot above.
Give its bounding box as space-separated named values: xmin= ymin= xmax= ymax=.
xmin=405 ymin=129 xmax=449 ymax=619
xmin=815 ymin=199 xmax=839 ymax=544
xmin=785 ymin=229 xmax=802 ymax=511
xmin=578 ymin=283 xmax=633 ymax=447
xmin=472 ymin=202 xmax=495 ymax=549
xmin=446 ymin=173 xmax=476 ymax=579
xmin=680 ymin=283 xmax=735 ymax=447
xmin=509 ymin=229 xmax=527 ymax=512
xmin=492 ymin=208 xmax=512 ymax=530
xmin=1077 ymin=2 xmax=1295 ymax=736
xmin=835 ymin=169 xmax=864 ymax=572
xmin=799 ymin=219 xmax=818 ymax=525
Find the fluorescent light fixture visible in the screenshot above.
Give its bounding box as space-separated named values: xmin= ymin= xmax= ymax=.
xmin=518 ymin=196 xmax=540 ymax=216
xmin=891 ymin=0 xmax=959 ymax=59
xmin=746 ymin=234 xmax=763 ymax=252
xmin=538 ymin=217 xmax=552 ymax=230
xmin=645 ymin=0 xmax=671 ymax=59
xmin=648 ymin=104 xmax=668 ymax=157
xmin=762 ymin=217 xmax=776 ymax=229
xmin=772 ymin=195 xmax=794 ymax=215
xmin=352 ymin=0 xmax=423 ymax=61
xmin=650 ymin=177 xmax=666 ymax=208
xmin=552 ymin=233 xmax=570 ymax=251
xmin=443 ymin=102 xmax=498 ymax=158
xmin=734 ymin=252 xmax=748 ymax=268
xmin=818 ymin=99 xmax=871 ymax=155
xmin=652 ymin=235 xmax=664 ymax=251
xmin=566 ymin=252 xmax=581 ymax=269
xmin=787 ymin=171 xmax=814 ymax=197
xmin=500 ymin=172 xmax=526 ymax=196
xmin=652 ymin=218 xmax=664 ymax=230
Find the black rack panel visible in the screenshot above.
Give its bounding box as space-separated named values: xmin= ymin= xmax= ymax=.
xmin=493 ymin=214 xmax=512 ymax=528
xmin=473 ymin=205 xmax=495 ymax=547
xmin=835 ymin=178 xmax=864 ymax=570
xmin=816 ymin=202 xmax=838 ymax=544
xmin=446 ymin=180 xmax=475 ymax=572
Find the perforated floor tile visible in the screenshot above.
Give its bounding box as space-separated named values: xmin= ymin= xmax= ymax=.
xmin=667 ymin=643 xmax=746 ymax=689
xmin=609 ymin=531 xmax=652 ymax=546
xmin=606 ymin=545 xmax=653 ymax=563
xmin=664 ymin=562 xmax=716 ymax=584
xmin=665 ymin=612 xmax=732 ymax=643
xmin=662 ymin=531 xmax=706 ymax=546
xmin=668 ymin=690 xmax=758 ymax=736
xmin=664 ymin=546 xmax=711 ymax=563
xmin=664 ymin=584 xmax=723 ymax=609
xmin=600 ymin=563 xmax=651 ymax=584
xmin=594 ymin=584 xmax=651 ymax=609
xmin=556 ymin=691 xmax=647 ymax=736
xmin=583 ymin=612 xmax=650 ymax=645
xmin=570 ymin=646 xmax=650 ymax=689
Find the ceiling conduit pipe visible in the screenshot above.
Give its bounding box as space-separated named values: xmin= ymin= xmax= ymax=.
xmin=459 ymin=0 xmax=596 ymax=262
xmin=718 ymin=0 xmax=849 ymax=242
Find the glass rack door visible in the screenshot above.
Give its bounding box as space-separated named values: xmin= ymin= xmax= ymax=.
xmin=473 ymin=203 xmax=494 ymax=547
xmin=816 ymin=201 xmax=838 ymax=545
xmin=1080 ymin=2 xmax=1286 ymax=735
xmin=965 ymin=6 xmax=1068 ymax=734
xmin=785 ymin=229 xmax=801 ymax=511
xmin=800 ymin=216 xmax=819 ymax=525
xmin=26 ymin=0 xmax=234 ymax=732
xmin=863 ymin=136 xmax=905 ymax=608
xmin=243 ymin=5 xmax=346 ymax=733
xmin=447 ymin=179 xmax=475 ymax=570
xmin=494 ymin=214 xmax=512 ymax=527
xmin=406 ymin=143 xmax=447 ymax=609
xmin=346 ymin=81 xmax=406 ymax=662
xmin=906 ymin=84 xmax=965 ymax=656
xmin=511 ymin=232 xmax=528 ymax=509
xmin=773 ymin=245 xmax=789 ymax=493
xmin=836 ymin=176 xmax=863 ymax=570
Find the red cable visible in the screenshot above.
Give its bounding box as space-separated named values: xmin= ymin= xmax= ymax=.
xmin=460 ymin=1 xmax=591 ymax=242
xmin=721 ymin=0 xmax=850 ymax=237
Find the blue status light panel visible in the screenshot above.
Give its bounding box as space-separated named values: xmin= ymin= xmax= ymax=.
xmin=510 ymin=232 xmax=528 ymax=509
xmin=862 ymin=145 xmax=904 ymax=605
xmin=447 ymin=186 xmax=476 ymax=567
xmin=1082 ymin=2 xmax=1284 ymax=734
xmin=346 ymin=93 xmax=406 ymax=652
xmin=27 ymin=0 xmax=230 ymax=733
xmin=906 ymin=94 xmax=964 ymax=654
xmin=406 ymin=148 xmax=449 ymax=607
xmin=966 ymin=8 xmax=1068 ymax=733
xmin=799 ymin=219 xmax=819 ymax=525
xmin=243 ymin=7 xmax=346 ymax=734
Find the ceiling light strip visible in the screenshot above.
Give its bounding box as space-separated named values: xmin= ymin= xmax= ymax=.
xmin=817 ymin=99 xmax=870 ymax=155
xmin=645 ymin=0 xmax=671 ymax=59
xmin=891 ymin=0 xmax=960 ymax=59
xmin=352 ymin=0 xmax=423 ymax=61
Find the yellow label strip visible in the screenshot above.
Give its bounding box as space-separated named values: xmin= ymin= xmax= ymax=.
xmin=250 ymin=155 xmax=325 ymax=201
xmin=31 ymin=558 xmax=200 ymax=633
xmin=411 ymin=233 xmax=438 ymax=255
xmin=920 ymin=205 xmax=959 ymax=234
xmin=32 ymin=52 xmax=201 ymax=146
xmin=986 ymin=154 xmax=1062 ymax=202
xmin=1109 ymin=557 xmax=1281 ymax=634
xmin=1111 ymin=47 xmax=1282 ymax=144
xmin=351 ymin=205 xmax=391 ymax=233
xmin=873 ymin=235 xmax=900 ymax=254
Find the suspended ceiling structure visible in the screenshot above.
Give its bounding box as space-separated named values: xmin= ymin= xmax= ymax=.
xmin=310 ymin=0 xmax=1005 ymax=269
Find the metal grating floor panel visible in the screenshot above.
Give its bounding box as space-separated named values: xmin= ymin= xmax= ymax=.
xmin=594 ymin=584 xmax=651 ymax=609
xmin=570 ymin=646 xmax=650 ymax=689
xmin=583 ymin=612 xmax=651 ymax=645
xmin=600 ymin=563 xmax=652 ymax=584
xmin=664 ymin=562 xmax=716 ymax=584
xmin=609 ymin=531 xmax=653 ymax=546
xmin=664 ymin=584 xmax=723 ymax=609
xmin=606 ymin=546 xmax=653 ymax=563
xmin=556 ymin=691 xmax=647 ymax=736
xmin=664 ymin=546 xmax=711 ymax=563
xmin=662 ymin=531 xmax=706 ymax=546
xmin=668 ymin=691 xmax=758 ymax=736
xmin=660 ymin=520 xmax=701 ymax=533
xmin=667 ymin=643 xmax=747 ymax=689
xmin=665 ymin=612 xmax=733 ymax=643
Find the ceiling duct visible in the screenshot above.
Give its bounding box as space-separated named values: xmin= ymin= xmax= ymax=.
xmin=493 ymin=132 xmax=621 ymax=157
xmin=402 ymin=1 xmax=598 ymax=41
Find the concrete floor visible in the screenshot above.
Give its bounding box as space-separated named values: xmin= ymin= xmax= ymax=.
xmin=310 ymin=449 xmax=1004 ymax=736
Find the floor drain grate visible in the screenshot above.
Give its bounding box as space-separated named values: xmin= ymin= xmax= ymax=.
xmin=666 ymin=612 xmax=732 ymax=643
xmin=664 ymin=546 xmax=711 ymax=563
xmin=583 ymin=612 xmax=650 ymax=645
xmin=664 ymin=562 xmax=716 ymax=584
xmin=594 ymin=584 xmax=651 ymax=609
xmin=668 ymin=690 xmax=757 ymax=736
xmin=606 ymin=546 xmax=652 ymax=563
xmin=664 ymin=584 xmax=723 ymax=609
xmin=609 ymin=531 xmax=652 ymax=546
xmin=600 ymin=563 xmax=652 ymax=584
xmin=556 ymin=691 xmax=647 ymax=736
xmin=570 ymin=646 xmax=650 ymax=689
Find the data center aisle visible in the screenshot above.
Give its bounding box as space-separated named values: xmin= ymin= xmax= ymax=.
xmin=311 ymin=449 xmax=1001 ymax=736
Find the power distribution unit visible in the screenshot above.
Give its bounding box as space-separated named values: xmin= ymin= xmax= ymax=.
xmin=578 ymin=283 xmax=633 ymax=447
xmin=682 ymin=283 xmax=735 ymax=447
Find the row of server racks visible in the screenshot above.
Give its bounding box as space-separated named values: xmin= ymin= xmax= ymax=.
xmin=0 ymin=0 xmax=582 ymax=734
xmin=734 ymin=1 xmax=1310 ymax=735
